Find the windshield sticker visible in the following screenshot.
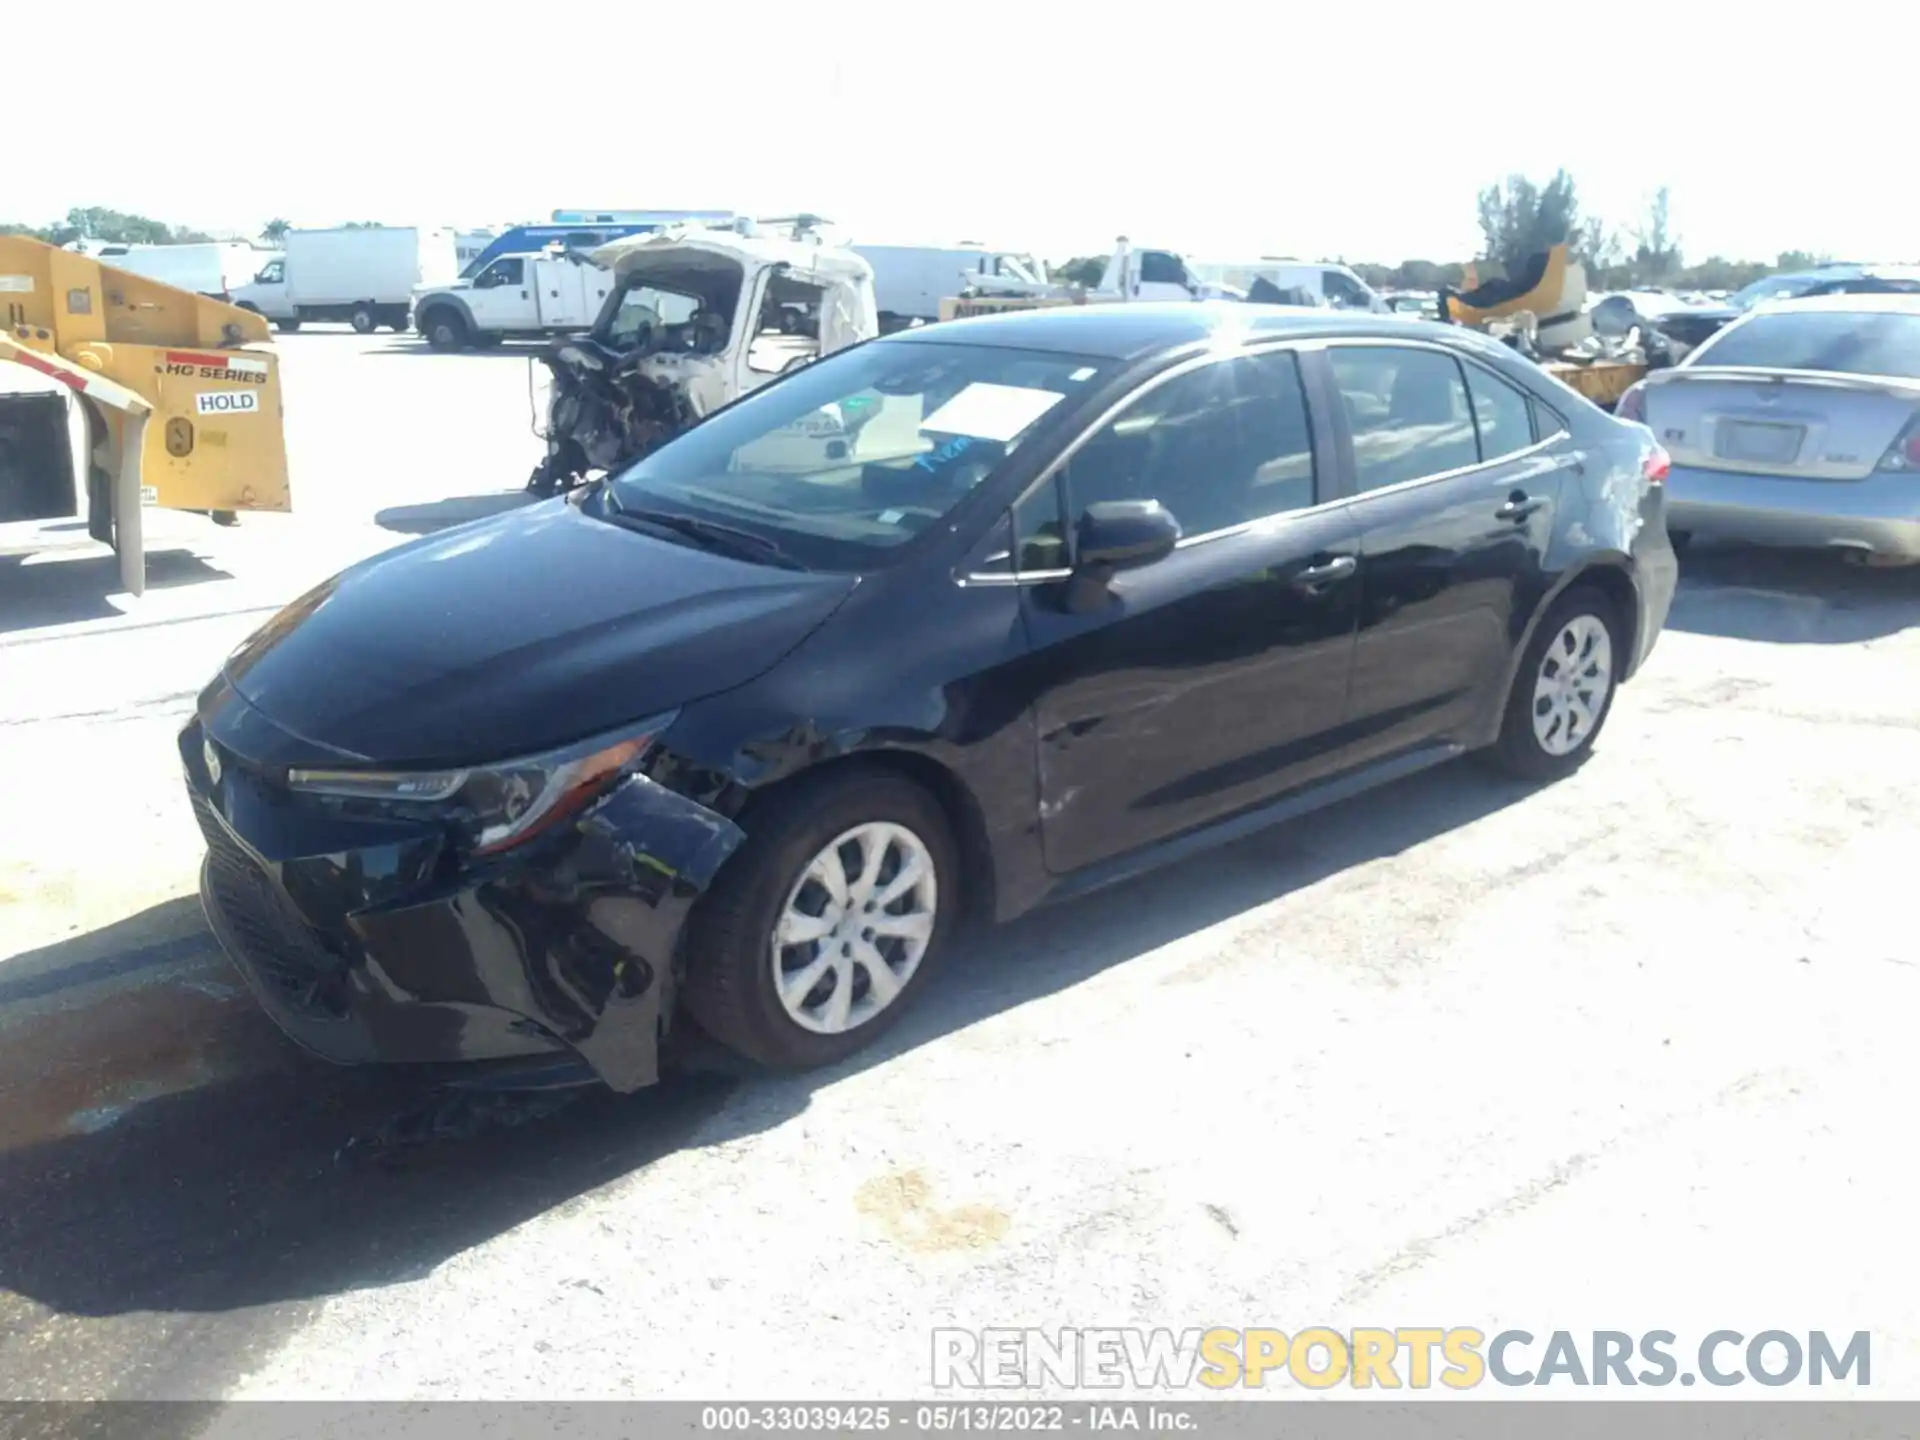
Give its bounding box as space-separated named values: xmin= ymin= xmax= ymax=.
xmin=919 ymin=383 xmax=1064 ymax=442
xmin=1069 ymin=366 xmax=1097 ymax=382
xmin=914 ymin=435 xmax=976 ymax=473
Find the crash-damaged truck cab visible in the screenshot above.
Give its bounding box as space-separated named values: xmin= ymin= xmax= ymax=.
xmin=527 ymin=230 xmax=877 ymax=495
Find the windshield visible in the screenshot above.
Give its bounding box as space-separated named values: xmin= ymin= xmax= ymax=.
xmin=607 ymin=340 xmax=1111 ymax=572
xmin=1729 ymin=274 xmax=1827 ymax=310
xmin=1690 ymin=310 xmax=1920 ymax=379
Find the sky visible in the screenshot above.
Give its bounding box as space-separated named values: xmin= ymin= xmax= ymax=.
xmin=8 ymin=0 xmax=1907 ymax=267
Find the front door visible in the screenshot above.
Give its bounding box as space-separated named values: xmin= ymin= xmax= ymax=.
xmin=1324 ymin=343 xmax=1576 ymax=761
xmin=1014 ymin=347 xmax=1363 ymax=876
xmin=464 ymin=256 xmax=528 ymax=330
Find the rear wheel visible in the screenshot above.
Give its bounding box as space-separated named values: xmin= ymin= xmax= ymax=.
xmin=274 ymin=317 xmax=302 ymax=334
xmin=349 ymin=305 xmax=377 ymax=334
xmin=1484 ymin=586 xmax=1623 ymax=782
xmin=682 ymin=770 xmax=957 ymax=1071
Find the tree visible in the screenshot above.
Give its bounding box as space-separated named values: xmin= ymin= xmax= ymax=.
xmin=1475 ymin=169 xmax=1583 ymax=274
xmin=261 ymin=218 xmax=292 ymax=244
xmin=1629 ymin=187 xmax=1682 ymax=282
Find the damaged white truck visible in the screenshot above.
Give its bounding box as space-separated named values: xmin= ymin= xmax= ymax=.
xmin=526 ymin=230 xmax=878 ymax=496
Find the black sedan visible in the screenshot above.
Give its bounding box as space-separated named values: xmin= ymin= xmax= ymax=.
xmin=181 ymin=304 xmax=1678 ymax=1092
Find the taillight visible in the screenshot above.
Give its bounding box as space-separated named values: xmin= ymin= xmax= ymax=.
xmin=1874 ymin=418 xmax=1920 ymax=472
xmin=1615 ymin=381 xmax=1648 ymax=423
xmin=1644 ymin=443 xmax=1671 ymax=486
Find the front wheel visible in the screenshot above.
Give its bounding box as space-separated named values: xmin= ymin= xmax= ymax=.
xmin=682 ymin=771 xmax=958 ymax=1071
xmin=421 ymin=310 xmax=468 ymax=350
xmin=1484 ymin=586 xmax=1623 ymax=782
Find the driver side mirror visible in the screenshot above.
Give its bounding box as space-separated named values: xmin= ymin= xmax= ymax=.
xmin=1076 ymin=499 xmax=1181 ymax=572
xmin=1059 ymin=500 xmax=1179 ymax=613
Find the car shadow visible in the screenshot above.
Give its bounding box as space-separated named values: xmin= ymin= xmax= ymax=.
xmin=1667 ymin=541 xmax=1920 ymax=644
xmin=0 ymin=754 xmax=1528 ymax=1359
xmin=0 ymin=549 xmax=234 ymax=635
xmin=373 ymin=492 xmax=538 ymax=536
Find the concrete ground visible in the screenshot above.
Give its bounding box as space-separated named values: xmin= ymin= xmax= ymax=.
xmin=1 ymin=331 xmax=1916 ymax=1414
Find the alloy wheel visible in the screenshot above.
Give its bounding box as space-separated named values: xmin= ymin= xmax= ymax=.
xmin=769 ymin=822 xmax=938 ymax=1035
xmin=1532 ymin=613 xmax=1613 ymax=757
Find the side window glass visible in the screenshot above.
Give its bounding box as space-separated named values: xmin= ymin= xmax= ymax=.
xmin=1053 ymin=350 xmax=1316 ymax=542
xmin=1464 ymin=363 xmax=1537 ymax=461
xmin=1329 ymin=347 xmax=1479 ymax=492
xmin=1321 ymin=270 xmax=1371 ymax=308
xmin=1011 ymin=479 xmax=1068 ymax=574
xmin=1138 ymin=251 xmax=1189 ymax=286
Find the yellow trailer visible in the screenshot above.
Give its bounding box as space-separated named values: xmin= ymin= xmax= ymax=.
xmin=1 ymin=237 xmax=290 ymax=595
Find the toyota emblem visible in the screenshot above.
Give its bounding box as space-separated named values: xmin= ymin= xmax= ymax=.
xmin=203 ymin=738 xmax=223 ymax=786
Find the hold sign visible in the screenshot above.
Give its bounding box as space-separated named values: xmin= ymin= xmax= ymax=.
xmin=196 ymin=391 xmax=259 ymax=416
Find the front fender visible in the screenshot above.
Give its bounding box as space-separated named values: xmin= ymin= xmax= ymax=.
xmin=352 ymin=774 xmax=744 ymax=1092
xmin=415 ymin=292 xmax=477 ymax=329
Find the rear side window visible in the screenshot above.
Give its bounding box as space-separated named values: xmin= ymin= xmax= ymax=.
xmin=1464 ymin=363 xmax=1536 ymax=461
xmin=1692 ymin=311 xmax=1920 ymax=379
xmin=1329 ymin=347 xmax=1479 ymax=491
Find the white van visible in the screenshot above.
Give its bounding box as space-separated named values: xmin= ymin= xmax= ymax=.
xmin=1098 ymin=242 xmax=1386 ymax=312
xmin=851 ymin=244 xmax=1051 ymax=330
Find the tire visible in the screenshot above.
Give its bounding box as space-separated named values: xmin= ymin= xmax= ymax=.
xmin=473 ymin=331 xmax=505 ymax=348
xmin=682 ymin=769 xmax=959 ymax=1071
xmin=349 ymin=305 xmax=377 ymax=334
xmin=274 ymin=317 xmax=302 ymax=334
xmin=1484 ymin=585 xmax=1624 ymax=782
xmin=209 ymin=510 xmax=239 ymax=527
xmin=421 ymin=309 xmax=468 ymax=350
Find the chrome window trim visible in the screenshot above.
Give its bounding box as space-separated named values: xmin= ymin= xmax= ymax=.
xmin=964 ymin=339 xmax=1330 ymax=584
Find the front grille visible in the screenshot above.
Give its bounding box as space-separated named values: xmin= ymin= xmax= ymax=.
xmin=191 ymin=790 xmax=353 ymax=1022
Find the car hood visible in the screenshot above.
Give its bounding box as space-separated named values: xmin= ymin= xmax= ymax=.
xmin=220 ymin=497 xmax=858 ymax=766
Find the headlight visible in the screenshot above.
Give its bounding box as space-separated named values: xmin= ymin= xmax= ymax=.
xmin=287 ymin=712 xmax=677 ymax=855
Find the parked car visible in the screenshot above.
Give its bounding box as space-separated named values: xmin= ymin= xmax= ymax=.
xmin=1727 ymin=265 xmax=1920 ymax=312
xmin=1617 ymin=293 xmax=1920 ymax=561
xmin=181 ymin=305 xmax=1678 ymax=1093
xmin=1589 ymin=291 xmax=1738 ymax=357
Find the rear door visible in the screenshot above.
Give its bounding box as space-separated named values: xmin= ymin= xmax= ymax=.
xmin=1326 ymin=342 xmax=1577 ymax=761
xmin=1009 ymin=346 xmax=1363 ymax=875
xmin=1645 ymin=307 xmax=1920 ymax=481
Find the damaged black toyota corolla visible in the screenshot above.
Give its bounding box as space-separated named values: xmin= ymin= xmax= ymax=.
xmin=182 ymin=304 xmax=1677 ymax=1092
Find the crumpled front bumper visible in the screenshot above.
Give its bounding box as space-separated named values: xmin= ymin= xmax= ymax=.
xmin=180 ymin=719 xmax=744 ymax=1093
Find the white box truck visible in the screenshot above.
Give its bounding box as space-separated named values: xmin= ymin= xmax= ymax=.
xmin=84 ymin=242 xmax=280 ymax=301
xmin=231 ymin=227 xmax=460 ymax=333
xmin=850 ymin=244 xmax=1053 ymax=331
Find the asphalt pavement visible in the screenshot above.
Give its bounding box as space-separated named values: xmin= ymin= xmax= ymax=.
xmin=1 ymin=332 xmax=1917 ymax=1417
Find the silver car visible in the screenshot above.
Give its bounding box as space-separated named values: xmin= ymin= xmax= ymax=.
xmin=1617 ymin=293 xmax=1920 ymax=561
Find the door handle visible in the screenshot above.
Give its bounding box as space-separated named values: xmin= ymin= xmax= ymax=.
xmin=1290 ymin=555 xmax=1357 ymax=591
xmin=1495 ymin=493 xmax=1547 ymax=522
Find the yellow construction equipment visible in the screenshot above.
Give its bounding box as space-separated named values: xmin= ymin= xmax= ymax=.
xmin=1440 ymin=242 xmax=1646 ymax=408
xmin=1 ymin=236 xmax=290 ymax=595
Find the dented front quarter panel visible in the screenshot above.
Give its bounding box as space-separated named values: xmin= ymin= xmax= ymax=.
xmin=188 ymin=687 xmax=750 ymax=1093
xmin=350 ymin=775 xmax=745 ymax=1093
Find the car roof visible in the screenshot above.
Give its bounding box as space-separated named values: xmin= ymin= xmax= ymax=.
xmin=1751 ymin=292 xmax=1920 ymax=316
xmin=881 ymin=301 xmax=1486 ymax=361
